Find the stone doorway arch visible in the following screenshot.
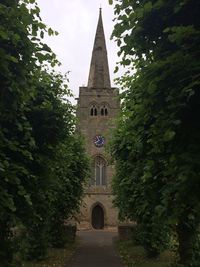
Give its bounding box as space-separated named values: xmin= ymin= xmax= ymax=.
xmin=91 ymin=204 xmax=104 ymax=229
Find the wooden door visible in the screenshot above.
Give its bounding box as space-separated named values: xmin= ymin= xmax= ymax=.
xmin=91 ymin=205 xmax=104 ymax=229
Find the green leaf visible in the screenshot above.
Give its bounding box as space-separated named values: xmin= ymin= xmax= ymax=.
xmin=48 ymin=27 xmax=54 ymax=36
xmin=40 ymin=30 xmax=44 ymax=39
xmin=163 ymin=130 xmax=176 ymax=142
xmin=6 ymin=55 xmax=18 ymax=63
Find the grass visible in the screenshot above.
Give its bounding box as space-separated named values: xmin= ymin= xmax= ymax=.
xmin=116 ymin=239 xmax=174 ymax=267
xmin=22 ymin=241 xmax=78 ymax=267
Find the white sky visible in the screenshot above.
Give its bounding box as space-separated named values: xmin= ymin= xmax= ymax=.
xmin=36 ymin=0 xmax=120 ymax=101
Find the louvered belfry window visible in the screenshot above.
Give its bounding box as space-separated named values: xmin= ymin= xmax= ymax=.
xmin=90 ymin=105 xmax=97 ymax=116
xmin=100 ymin=105 xmax=108 ymax=116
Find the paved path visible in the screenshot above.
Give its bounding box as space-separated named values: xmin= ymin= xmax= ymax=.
xmin=66 ymin=229 xmax=124 ymax=267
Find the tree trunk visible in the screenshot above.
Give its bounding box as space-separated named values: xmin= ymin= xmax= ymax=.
xmin=0 ymin=218 xmax=13 ymax=267
xmin=176 ymin=219 xmax=195 ymax=265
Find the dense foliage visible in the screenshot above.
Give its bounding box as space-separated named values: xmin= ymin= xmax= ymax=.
xmin=0 ymin=1 xmax=89 ymax=266
xmin=110 ymin=0 xmax=200 ymax=265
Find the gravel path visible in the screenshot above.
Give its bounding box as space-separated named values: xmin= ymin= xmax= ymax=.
xmin=66 ymin=229 xmax=124 ymax=267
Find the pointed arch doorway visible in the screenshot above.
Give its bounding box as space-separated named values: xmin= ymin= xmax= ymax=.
xmin=91 ymin=204 xmax=104 ymax=229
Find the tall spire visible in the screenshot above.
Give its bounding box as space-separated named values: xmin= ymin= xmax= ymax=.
xmin=87 ymin=9 xmax=111 ymax=89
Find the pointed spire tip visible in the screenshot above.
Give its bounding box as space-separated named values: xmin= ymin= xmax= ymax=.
xmin=88 ymin=6 xmax=111 ymax=89
xmin=99 ymin=4 xmax=102 ymax=13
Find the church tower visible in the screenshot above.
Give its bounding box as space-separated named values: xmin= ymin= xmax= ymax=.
xmin=77 ymin=9 xmax=119 ymax=229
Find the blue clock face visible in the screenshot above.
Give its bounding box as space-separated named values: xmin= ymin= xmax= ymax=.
xmin=93 ymin=135 xmax=105 ymax=147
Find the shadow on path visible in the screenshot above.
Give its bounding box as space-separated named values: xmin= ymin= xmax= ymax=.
xmin=66 ymin=229 xmax=124 ymax=267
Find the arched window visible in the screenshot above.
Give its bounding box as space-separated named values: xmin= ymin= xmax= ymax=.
xmin=91 ymin=156 xmax=106 ymax=186
xmin=105 ymin=108 xmax=108 ymax=116
xmin=94 ymin=107 xmax=97 ymax=116
xmin=100 ymin=105 xmax=108 ymax=116
xmin=90 ymin=105 xmax=97 ymax=116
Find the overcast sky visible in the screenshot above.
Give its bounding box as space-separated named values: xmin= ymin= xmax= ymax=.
xmin=36 ymin=0 xmax=119 ymax=100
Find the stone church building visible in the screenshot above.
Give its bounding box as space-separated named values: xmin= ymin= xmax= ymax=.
xmin=76 ymin=9 xmax=119 ymax=229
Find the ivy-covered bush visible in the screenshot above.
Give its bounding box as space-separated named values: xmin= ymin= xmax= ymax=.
xmin=50 ymin=224 xmax=77 ymax=248
xmin=0 ymin=1 xmax=89 ymax=266
xmin=110 ymin=0 xmax=200 ymax=266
